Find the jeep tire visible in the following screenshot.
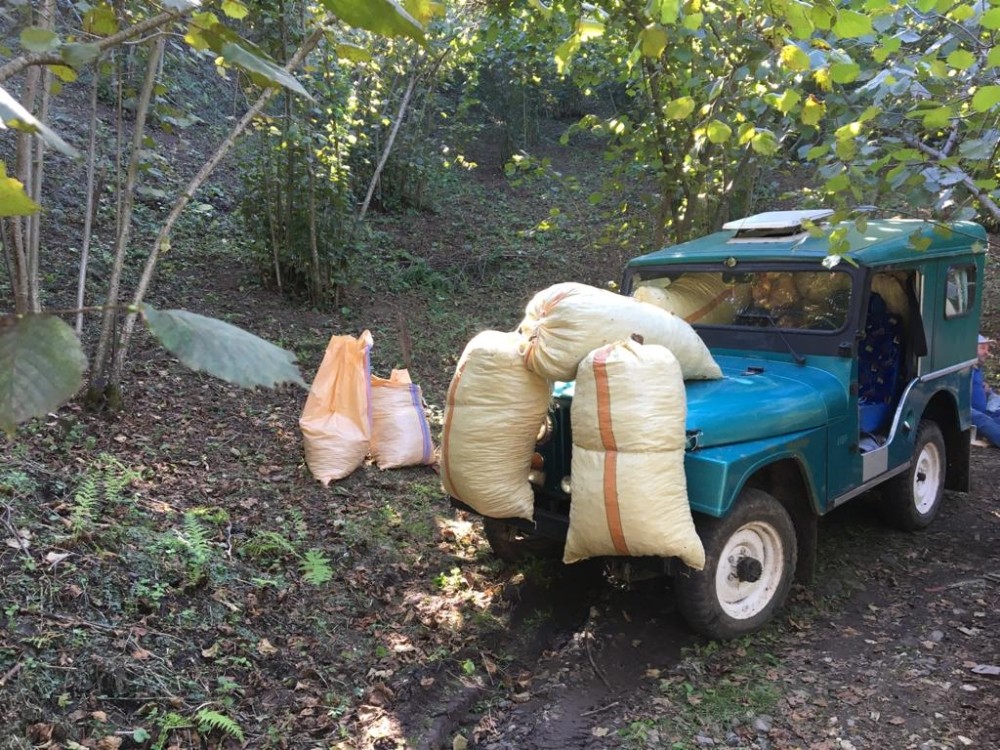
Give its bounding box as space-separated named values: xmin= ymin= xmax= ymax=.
xmin=880 ymin=420 xmax=946 ymax=531
xmin=674 ymin=489 xmax=797 ymax=640
xmin=482 ymin=518 xmax=562 ymax=563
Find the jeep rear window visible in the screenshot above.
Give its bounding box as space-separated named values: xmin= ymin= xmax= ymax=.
xmin=630 ymin=270 xmax=852 ymax=331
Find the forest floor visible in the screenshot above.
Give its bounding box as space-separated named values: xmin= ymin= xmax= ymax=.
xmin=1 ymin=98 xmax=999 ymax=750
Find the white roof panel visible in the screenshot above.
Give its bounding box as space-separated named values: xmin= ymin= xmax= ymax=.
xmin=722 ymin=209 xmax=833 ymax=231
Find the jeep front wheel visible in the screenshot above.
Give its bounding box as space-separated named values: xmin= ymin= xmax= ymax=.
xmin=879 ymin=420 xmax=946 ymax=531
xmin=674 ymin=489 xmax=797 ymax=640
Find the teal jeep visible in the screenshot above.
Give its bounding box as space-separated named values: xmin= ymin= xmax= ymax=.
xmin=475 ymin=210 xmax=988 ymax=640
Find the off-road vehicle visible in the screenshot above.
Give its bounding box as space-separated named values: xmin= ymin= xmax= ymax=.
xmin=462 ymin=210 xmax=988 ymax=639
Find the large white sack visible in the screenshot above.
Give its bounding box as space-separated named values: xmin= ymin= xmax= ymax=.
xmin=564 ymin=340 xmax=705 ymax=569
xmin=633 ymin=274 xmax=742 ymax=325
xmin=441 ymin=330 xmax=551 ymax=520
xmin=519 ymin=282 xmax=722 ymax=382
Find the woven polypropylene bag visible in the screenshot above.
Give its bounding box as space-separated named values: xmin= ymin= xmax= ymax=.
xmin=300 ymin=330 xmax=373 ymax=485
xmin=633 ymin=274 xmax=742 ymax=325
xmin=519 ymin=282 xmax=722 ymax=382
xmin=370 ymin=369 xmax=435 ymax=469
xmin=441 ymin=330 xmax=551 ymax=520
xmin=564 ymin=340 xmax=705 ymax=569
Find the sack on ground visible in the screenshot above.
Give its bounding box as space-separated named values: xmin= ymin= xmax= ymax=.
xmin=519 ymin=282 xmax=722 ymax=382
xmin=300 ymin=330 xmax=373 ymax=485
xmin=563 ymin=340 xmax=705 ymax=569
xmin=371 ymin=369 xmax=435 ymax=469
xmin=441 ymin=330 xmax=551 ymax=520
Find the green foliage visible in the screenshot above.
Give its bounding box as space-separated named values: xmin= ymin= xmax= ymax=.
xmin=0 ymin=315 xmax=87 ymax=435
xmin=299 ymin=549 xmax=334 ymax=586
xmin=142 ymin=306 xmax=305 ymax=389
xmin=194 ymin=708 xmax=245 ymax=743
xmin=177 ymin=512 xmax=214 ymax=587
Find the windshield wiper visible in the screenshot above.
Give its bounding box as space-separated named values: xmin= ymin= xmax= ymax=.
xmin=763 ymin=310 xmax=807 ymax=366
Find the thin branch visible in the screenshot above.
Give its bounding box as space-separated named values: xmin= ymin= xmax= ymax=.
xmin=0 ymin=9 xmax=186 ymax=83
xmin=113 ymin=27 xmax=325 ymax=377
xmin=357 ymin=74 xmax=418 ymax=225
xmin=901 ymin=134 xmax=1000 ymax=222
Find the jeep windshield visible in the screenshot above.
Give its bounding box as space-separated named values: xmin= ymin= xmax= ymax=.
xmin=627 ymin=269 xmax=853 ymax=332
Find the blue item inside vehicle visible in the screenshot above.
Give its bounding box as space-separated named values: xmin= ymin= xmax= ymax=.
xmin=858 ymin=293 xmax=903 ymax=433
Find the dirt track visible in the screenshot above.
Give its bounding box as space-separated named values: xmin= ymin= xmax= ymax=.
xmin=410 ymin=449 xmax=1000 ymax=750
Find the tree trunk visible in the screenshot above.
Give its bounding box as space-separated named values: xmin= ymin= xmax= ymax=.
xmin=88 ymin=35 xmax=165 ymax=399
xmin=76 ymin=61 xmax=102 ymax=334
xmin=357 ymin=75 xmax=418 ymax=225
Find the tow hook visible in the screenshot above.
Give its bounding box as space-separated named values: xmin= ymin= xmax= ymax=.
xmin=736 ymin=556 xmax=763 ymax=583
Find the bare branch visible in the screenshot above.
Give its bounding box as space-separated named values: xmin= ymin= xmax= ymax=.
xmin=902 ymin=134 xmax=1000 ymax=223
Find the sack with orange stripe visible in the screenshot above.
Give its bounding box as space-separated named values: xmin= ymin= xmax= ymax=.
xmin=632 ymin=274 xmax=746 ymax=325
xmin=563 ymin=339 xmax=705 ymax=569
xmin=519 ymin=282 xmax=722 ymax=382
xmin=441 ymin=330 xmax=551 ymax=520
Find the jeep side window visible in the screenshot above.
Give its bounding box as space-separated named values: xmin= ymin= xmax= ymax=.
xmin=944 ymin=265 xmax=976 ymax=319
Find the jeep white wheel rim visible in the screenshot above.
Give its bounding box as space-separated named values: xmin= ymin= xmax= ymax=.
xmin=913 ymin=441 xmax=942 ymax=515
xmin=715 ymin=521 xmax=785 ymax=620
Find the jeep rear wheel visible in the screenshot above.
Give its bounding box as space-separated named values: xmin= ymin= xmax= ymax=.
xmin=674 ymin=489 xmax=796 ymax=640
xmin=482 ymin=518 xmax=562 ymax=563
xmin=880 ymin=420 xmax=946 ymax=531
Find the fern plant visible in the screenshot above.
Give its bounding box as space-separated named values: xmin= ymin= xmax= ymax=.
xmin=241 ymin=530 xmax=297 ymax=563
xmin=195 ymin=708 xmax=245 ymax=743
xmin=70 ymin=473 xmax=99 ymax=537
xmin=177 ymin=512 xmax=213 ymax=587
xmin=299 ymin=549 xmax=334 ymax=585
xmin=151 ymin=711 xmax=192 ymax=750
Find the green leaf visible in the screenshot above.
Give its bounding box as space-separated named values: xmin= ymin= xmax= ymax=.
xmin=61 ymin=43 xmax=101 ymax=69
xmin=779 ymin=44 xmax=811 ymax=72
xmin=664 ymin=96 xmax=696 ymax=120
xmin=132 ymin=729 xmax=151 ymax=743
xmin=220 ymin=43 xmax=310 ymax=98
xmin=921 ymin=105 xmax=952 ymax=128
xmin=750 ymin=129 xmax=779 ymax=155
xmin=334 ymin=43 xmax=372 ymax=63
xmin=982 ymin=8 xmax=1000 ymax=30
xmin=706 ymin=120 xmax=732 ymax=144
xmin=0 ymin=85 xmax=78 ymax=158
xmin=650 ymin=0 xmax=681 ymax=25
xmin=222 ymin=0 xmax=249 ymax=19
xmin=801 ymin=95 xmax=825 ymax=126
xmin=908 ymin=232 xmax=932 ymax=252
xmin=640 ymin=24 xmax=668 ymax=58
xmin=972 ymin=86 xmax=1000 ymax=113
xmin=555 ymin=35 xmax=581 ymax=75
xmin=989 ymin=46 xmax=1000 ymax=69
xmin=833 ymin=9 xmax=873 ymax=38
xmin=682 ymin=12 xmax=703 ymax=30
xmin=0 ymin=162 xmax=41 ymax=217
xmin=83 ymin=5 xmax=119 ymax=36
xmin=805 ymin=144 xmax=829 ymax=159
xmin=776 ymin=89 xmax=801 ymax=114
xmin=946 ymin=49 xmax=975 ymax=71
xmin=576 ymin=17 xmax=604 ymax=41
xmin=142 ymin=306 xmax=305 ymax=389
xmin=20 ymin=27 xmax=60 ymax=53
xmin=0 ymin=315 xmax=87 ymax=435
xmin=830 ymin=62 xmax=860 ymax=83
xmin=320 ymin=0 xmax=425 ymax=44
xmin=825 ymin=173 xmax=850 ymax=192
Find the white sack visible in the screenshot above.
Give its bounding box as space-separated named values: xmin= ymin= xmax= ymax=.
xmin=370 ymin=369 xmax=435 ymax=469
xmin=520 ymin=282 xmax=722 ymax=382
xmin=564 ymin=340 xmax=705 ymax=569
xmin=441 ymin=330 xmax=551 ymax=520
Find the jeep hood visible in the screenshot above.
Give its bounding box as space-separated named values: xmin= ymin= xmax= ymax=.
xmin=684 ymin=355 xmax=847 ymax=448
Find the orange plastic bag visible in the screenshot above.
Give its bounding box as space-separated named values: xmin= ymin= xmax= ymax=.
xmin=300 ymin=331 xmax=373 ymax=484
xmin=370 ymin=369 xmax=435 ymax=469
